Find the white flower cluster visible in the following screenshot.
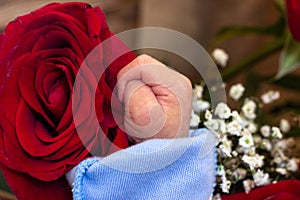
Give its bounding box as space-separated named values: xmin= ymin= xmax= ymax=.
xmin=190 ymin=83 xmax=299 ymax=196
xmin=212 ymin=48 xmax=229 ymax=67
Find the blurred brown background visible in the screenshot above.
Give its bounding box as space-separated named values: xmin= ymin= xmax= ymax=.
xmin=0 ymin=0 xmax=279 ymax=67
xmin=0 ymin=0 xmax=289 ymax=82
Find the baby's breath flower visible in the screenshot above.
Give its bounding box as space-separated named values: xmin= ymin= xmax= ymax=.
xmin=219 ymin=137 xmax=232 ymax=158
xmin=243 ymin=179 xmax=255 ymax=194
xmin=215 ymin=103 xmax=231 ymax=119
xmin=287 ymin=158 xmax=299 ymax=172
xmin=220 ymin=177 xmax=231 ymax=193
xmin=193 ymin=84 xmax=203 ymax=99
xmin=253 ymin=135 xmax=262 ymax=144
xmin=229 ymin=83 xmax=245 ymax=100
xmin=261 ymin=90 xmax=280 ymax=104
xmin=273 ymin=156 xmax=283 ymax=165
xmin=253 ymin=170 xmax=270 ymax=186
xmin=276 ymin=168 xmax=287 ymax=175
xmin=242 ymin=100 xmax=257 ymax=119
xmin=190 ymin=111 xmax=200 ymax=128
xmin=212 ymin=48 xmax=229 ymax=67
xmin=275 ymin=140 xmax=287 ymax=150
xmin=243 ymin=146 xmax=256 ymax=155
xmin=231 ymin=111 xmax=249 ymax=128
xmin=218 ymin=119 xmax=227 ymax=133
xmin=205 ymin=119 xmax=227 ymax=134
xmin=231 ymin=111 xmax=242 ymax=121
xmin=242 ymin=154 xmax=264 ymax=170
xmin=204 ymin=119 xmax=219 ymax=132
xmin=271 ymin=127 xmax=282 ymax=139
xmin=239 ymin=134 xmax=254 ymax=148
xmin=190 ymin=82 xmax=299 ymax=195
xmin=216 ymin=165 xmax=226 ymax=176
xmin=232 ymin=168 xmax=247 ymax=181
xmin=193 ymin=99 xmax=210 ymax=113
xmin=205 ymin=110 xmax=212 ymax=121
xmin=232 ymin=151 xmax=238 ymax=157
xmin=260 ymin=125 xmax=271 ymax=137
xmin=261 ymin=139 xmax=272 ymax=151
xmin=280 ymin=119 xmax=291 ymax=133
xmin=241 ymin=128 xmax=252 ymax=136
xmin=226 ymin=121 xmax=242 ymax=136
xmin=246 ymin=123 xmax=257 ymax=133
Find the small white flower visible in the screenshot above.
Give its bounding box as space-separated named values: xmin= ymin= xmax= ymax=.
xmin=242 ymin=154 xmax=264 ymax=170
xmin=193 ymin=99 xmax=210 ymax=113
xmin=276 ymin=168 xmax=287 ymax=175
xmin=245 ymin=146 xmax=257 ymax=155
xmin=287 ymin=158 xmax=299 ymax=172
xmin=253 ymin=170 xmax=270 ymax=186
xmin=231 ymin=111 xmax=241 ymax=121
xmin=190 ymin=111 xmax=200 ymax=128
xmin=220 ymin=177 xmax=231 ymax=193
xmin=275 ymin=140 xmax=287 ymax=150
xmin=215 ymin=102 xmax=231 ymax=119
xmin=231 ymin=111 xmax=249 ymax=128
xmin=239 ymin=134 xmax=254 ymax=148
xmin=246 ymin=123 xmax=257 ymax=133
xmin=204 ymin=119 xmax=219 ymax=131
xmin=273 ymin=156 xmax=283 ymax=165
xmin=218 ymin=119 xmax=227 ymax=133
xmin=212 ymin=48 xmax=229 ymax=67
xmin=232 ymin=151 xmax=238 ymax=157
xmin=219 ymin=137 xmax=232 ymax=157
xmin=253 ymin=135 xmax=262 ymax=144
xmin=261 ymin=139 xmax=272 ymax=151
xmin=271 ymin=127 xmax=282 ymax=139
xmin=260 ymin=125 xmax=271 ymax=137
xmin=232 ymin=168 xmax=247 ymax=181
xmin=242 ymin=100 xmax=257 ymax=119
xmin=226 ymin=120 xmax=242 ymax=136
xmin=261 ymin=90 xmax=280 ymax=104
xmin=193 ymin=84 xmax=204 ymax=99
xmin=241 ymin=128 xmax=252 ymax=136
xmin=243 ymin=179 xmax=255 ymax=194
xmin=216 ymin=165 xmax=226 ymax=176
xmin=204 ymin=119 xmax=227 ymax=134
xmin=205 ymin=110 xmax=213 ymax=121
xmin=229 ymin=83 xmax=245 ymax=100
xmin=280 ymin=119 xmax=291 ymax=133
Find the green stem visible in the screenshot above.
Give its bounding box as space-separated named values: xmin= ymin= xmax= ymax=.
xmin=221 ymin=38 xmax=285 ymax=80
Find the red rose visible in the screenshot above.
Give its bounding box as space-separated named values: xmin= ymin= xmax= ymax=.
xmin=0 ymin=2 xmax=135 ymax=199
xmin=221 ymin=180 xmax=300 ymax=200
xmin=286 ymin=0 xmax=300 ymax=41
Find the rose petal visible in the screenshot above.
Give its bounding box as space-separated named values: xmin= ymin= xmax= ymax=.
xmin=16 ymin=100 xmax=69 ymax=157
xmin=286 ymin=0 xmax=300 ymax=41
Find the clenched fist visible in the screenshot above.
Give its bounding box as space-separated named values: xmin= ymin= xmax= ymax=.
xmin=117 ymin=55 xmax=192 ymax=143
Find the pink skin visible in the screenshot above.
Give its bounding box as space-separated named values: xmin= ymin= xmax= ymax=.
xmin=117 ymin=54 xmax=193 ymax=143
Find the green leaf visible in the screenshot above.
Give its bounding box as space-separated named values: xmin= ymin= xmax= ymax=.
xmin=0 ymin=170 xmax=11 ymax=193
xmin=221 ymin=38 xmax=284 ymax=80
xmin=276 ymin=36 xmax=300 ymax=79
xmin=273 ymin=0 xmax=286 ymax=14
xmin=213 ymin=17 xmax=285 ymax=45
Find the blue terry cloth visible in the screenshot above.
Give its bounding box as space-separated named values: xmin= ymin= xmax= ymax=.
xmin=67 ymin=128 xmax=217 ymax=200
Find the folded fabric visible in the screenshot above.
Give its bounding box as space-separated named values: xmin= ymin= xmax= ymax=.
xmin=66 ymin=128 xmax=217 ymax=200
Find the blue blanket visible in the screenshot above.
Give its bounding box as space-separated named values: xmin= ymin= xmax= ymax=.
xmin=66 ymin=129 xmax=217 ymax=200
